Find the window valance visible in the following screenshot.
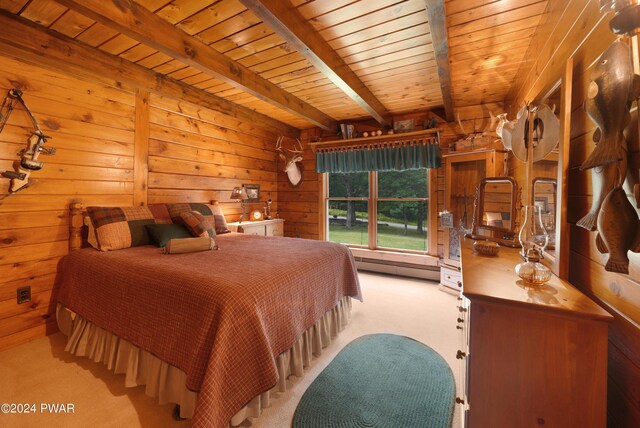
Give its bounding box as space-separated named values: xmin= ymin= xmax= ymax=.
xmin=309 ymin=130 xmax=441 ymax=173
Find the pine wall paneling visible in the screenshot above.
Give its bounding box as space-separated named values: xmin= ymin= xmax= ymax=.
xmin=506 ymin=1 xmax=640 ymax=425
xmin=0 ymin=56 xmax=136 ymax=351
xmin=0 ymin=54 xmax=281 ymax=351
xmin=146 ymin=92 xmax=279 ymax=219
xmin=280 ymin=129 xmax=319 ymax=240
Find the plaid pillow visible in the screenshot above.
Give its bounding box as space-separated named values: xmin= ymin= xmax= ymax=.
xmin=206 ymin=203 xmax=230 ymax=234
xmin=180 ymin=210 xmax=215 ymax=238
xmin=87 ymin=206 xmax=155 ymax=251
xmin=166 ymin=203 xmax=230 ymax=234
xmin=147 ymin=204 xmax=173 ymax=224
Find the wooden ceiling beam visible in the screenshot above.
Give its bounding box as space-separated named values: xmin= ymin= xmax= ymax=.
xmin=56 ymin=0 xmax=336 ymax=131
xmin=424 ymin=0 xmax=455 ymax=122
xmin=239 ymin=0 xmax=392 ymax=127
xmin=0 ymin=10 xmax=299 ymax=139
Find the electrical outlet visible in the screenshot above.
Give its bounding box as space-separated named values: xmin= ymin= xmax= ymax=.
xmin=17 ymin=286 xmax=31 ymax=304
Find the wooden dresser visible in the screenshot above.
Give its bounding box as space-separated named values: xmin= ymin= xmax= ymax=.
xmin=227 ymin=219 xmax=284 ymax=237
xmin=458 ymin=239 xmax=612 ymax=428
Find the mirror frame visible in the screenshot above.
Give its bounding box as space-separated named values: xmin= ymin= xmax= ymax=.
xmin=529 ymin=58 xmax=572 ymax=278
xmin=467 ymin=176 xmax=521 ymax=247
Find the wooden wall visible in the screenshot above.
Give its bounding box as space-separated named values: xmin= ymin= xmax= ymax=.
xmin=146 ymin=93 xmax=279 ymax=216
xmin=277 ymin=134 xmax=318 ymax=240
xmin=0 ymin=57 xmax=279 ymax=352
xmin=507 ymin=1 xmax=640 ymax=426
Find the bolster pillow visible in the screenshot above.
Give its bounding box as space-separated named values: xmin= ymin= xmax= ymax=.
xmin=163 ymin=237 xmax=218 ymax=254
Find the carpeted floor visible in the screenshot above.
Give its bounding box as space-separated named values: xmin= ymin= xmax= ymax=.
xmin=0 ymin=272 xmax=461 ymax=428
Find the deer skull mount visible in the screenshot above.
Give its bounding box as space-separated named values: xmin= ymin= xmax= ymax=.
xmin=276 ymin=136 xmax=304 ymax=187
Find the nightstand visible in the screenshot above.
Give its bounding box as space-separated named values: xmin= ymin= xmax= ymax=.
xmin=227 ymin=219 xmax=284 ymax=237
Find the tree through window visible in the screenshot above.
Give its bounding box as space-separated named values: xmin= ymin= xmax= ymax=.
xmin=326 ymin=170 xmax=429 ymax=252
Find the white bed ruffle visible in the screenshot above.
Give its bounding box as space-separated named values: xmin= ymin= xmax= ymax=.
xmin=56 ymin=297 xmax=351 ymax=424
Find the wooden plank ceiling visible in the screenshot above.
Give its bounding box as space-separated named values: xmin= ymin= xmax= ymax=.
xmin=0 ymin=0 xmax=547 ymax=129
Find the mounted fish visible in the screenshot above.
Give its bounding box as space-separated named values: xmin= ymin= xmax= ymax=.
xmin=580 ymin=40 xmax=640 ymax=170
xmin=596 ymin=187 xmax=640 ymax=273
xmin=601 ymin=0 xmax=640 ymax=37
xmin=510 ymin=103 xmax=559 ymax=163
xmin=577 ymin=128 xmax=628 ymax=231
xmin=624 ymin=109 xmax=640 ymax=208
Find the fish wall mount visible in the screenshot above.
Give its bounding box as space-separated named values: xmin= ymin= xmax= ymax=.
xmin=579 ymin=40 xmax=640 ymax=274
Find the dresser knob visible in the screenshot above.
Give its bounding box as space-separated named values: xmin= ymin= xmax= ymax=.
xmin=458 ymin=306 xmax=467 ymax=313
xmin=457 ymin=297 xmax=462 ymax=301
xmin=457 ymin=281 xmax=462 ymax=288
xmin=457 ymin=318 xmax=463 ymax=323
xmin=456 ymin=350 xmax=466 ymax=359
xmin=456 ymin=326 xmax=463 ymax=330
xmin=456 ymin=397 xmax=465 ymax=405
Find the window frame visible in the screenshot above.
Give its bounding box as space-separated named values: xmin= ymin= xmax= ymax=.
xmin=322 ymin=169 xmax=438 ymax=255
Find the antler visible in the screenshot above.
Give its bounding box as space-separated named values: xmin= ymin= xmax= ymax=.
xmin=289 ymin=138 xmax=303 ymax=154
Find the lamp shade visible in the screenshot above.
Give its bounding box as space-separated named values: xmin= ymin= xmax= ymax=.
xmin=230 ymin=186 xmax=248 ymax=200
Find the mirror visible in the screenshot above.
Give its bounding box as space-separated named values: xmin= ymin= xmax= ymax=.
xmin=532 ymin=178 xmax=557 ymax=251
xmin=467 ymin=177 xmax=521 ymax=247
xmin=532 ymin=83 xmax=561 ymax=259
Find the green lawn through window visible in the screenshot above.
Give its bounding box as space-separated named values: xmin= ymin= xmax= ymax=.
xmin=329 ymin=223 xmax=427 ymax=251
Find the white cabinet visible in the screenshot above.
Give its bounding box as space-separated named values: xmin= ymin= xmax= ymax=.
xmin=227 ymin=219 xmax=284 ymax=237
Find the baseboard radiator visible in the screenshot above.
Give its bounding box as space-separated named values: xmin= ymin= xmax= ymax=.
xmin=354 ymin=257 xmax=440 ymax=281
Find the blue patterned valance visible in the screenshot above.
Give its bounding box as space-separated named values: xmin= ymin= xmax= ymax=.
xmin=312 ymin=130 xmax=441 ymax=173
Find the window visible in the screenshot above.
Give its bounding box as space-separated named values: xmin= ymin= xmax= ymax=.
xmin=326 ymin=170 xmax=431 ymax=253
xmin=327 ymin=172 xmax=369 ymax=246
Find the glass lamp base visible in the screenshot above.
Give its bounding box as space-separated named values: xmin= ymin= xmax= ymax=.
xmin=515 ymin=261 xmax=551 ymax=285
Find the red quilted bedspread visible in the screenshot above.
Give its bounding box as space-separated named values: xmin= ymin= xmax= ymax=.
xmin=55 ymin=233 xmax=361 ymax=427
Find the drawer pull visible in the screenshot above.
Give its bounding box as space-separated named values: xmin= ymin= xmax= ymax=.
xmin=457 ymin=318 xmax=463 ymax=323
xmin=456 ymin=350 xmax=466 ymax=359
xmin=458 ymin=306 xmax=467 ymax=313
xmin=457 ymin=281 xmax=462 ymax=288
xmin=455 ymin=397 xmax=465 ymax=405
xmin=456 ymin=326 xmax=463 ymax=330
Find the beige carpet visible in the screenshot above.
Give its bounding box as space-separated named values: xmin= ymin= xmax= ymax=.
xmin=0 ymin=272 xmax=461 ymax=428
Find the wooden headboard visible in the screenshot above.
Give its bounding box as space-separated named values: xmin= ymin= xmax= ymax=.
xmin=69 ymin=201 xmax=86 ymax=251
xmin=69 ymin=200 xmax=220 ymax=251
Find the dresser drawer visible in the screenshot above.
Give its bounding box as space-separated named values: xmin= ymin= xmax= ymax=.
xmin=266 ymin=221 xmax=283 ymax=237
xmin=239 ymin=224 xmax=264 ymax=235
xmin=441 ymin=266 xmax=462 ymax=290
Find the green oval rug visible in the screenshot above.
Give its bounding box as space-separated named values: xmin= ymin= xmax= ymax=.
xmin=292 ymin=334 xmax=455 ymax=428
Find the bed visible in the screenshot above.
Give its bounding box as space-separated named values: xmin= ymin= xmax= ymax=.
xmin=55 ymin=201 xmax=361 ymax=427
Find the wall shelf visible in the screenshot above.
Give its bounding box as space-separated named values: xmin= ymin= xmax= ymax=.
xmin=308 ymin=129 xmax=439 ymax=151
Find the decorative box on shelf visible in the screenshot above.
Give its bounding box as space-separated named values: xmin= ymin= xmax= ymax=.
xmin=227 ymin=219 xmax=284 ymax=237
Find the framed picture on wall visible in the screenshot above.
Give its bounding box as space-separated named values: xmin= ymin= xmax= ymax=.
xmin=393 ymin=119 xmax=414 ymax=133
xmin=243 ymin=184 xmax=260 ymax=202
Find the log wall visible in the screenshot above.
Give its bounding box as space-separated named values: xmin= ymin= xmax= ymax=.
xmin=0 ymin=56 xmax=279 ymax=351
xmin=507 ymin=1 xmax=640 ymax=425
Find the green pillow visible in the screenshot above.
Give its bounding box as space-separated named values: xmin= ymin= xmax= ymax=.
xmin=145 ymin=224 xmax=192 ymax=247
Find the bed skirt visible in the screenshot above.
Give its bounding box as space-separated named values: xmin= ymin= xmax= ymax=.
xmin=56 ymin=297 xmax=352 ymax=424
